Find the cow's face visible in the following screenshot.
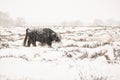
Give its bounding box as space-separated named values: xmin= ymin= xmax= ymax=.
xmin=52 ymin=33 xmax=61 ymax=42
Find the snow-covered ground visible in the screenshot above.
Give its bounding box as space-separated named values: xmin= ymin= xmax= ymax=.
xmin=0 ymin=26 xmax=120 ymax=80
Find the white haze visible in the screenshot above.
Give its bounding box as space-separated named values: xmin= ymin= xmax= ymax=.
xmin=0 ymin=0 xmax=120 ymax=25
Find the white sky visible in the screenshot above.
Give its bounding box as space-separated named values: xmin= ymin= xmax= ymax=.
xmin=0 ymin=0 xmax=120 ymax=24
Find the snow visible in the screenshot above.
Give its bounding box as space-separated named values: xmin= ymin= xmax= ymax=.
xmin=0 ymin=26 xmax=120 ymax=80
xmin=0 ymin=60 xmax=77 ymax=80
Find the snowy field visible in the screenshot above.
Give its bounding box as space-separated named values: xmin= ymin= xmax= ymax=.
xmin=0 ymin=26 xmax=120 ymax=80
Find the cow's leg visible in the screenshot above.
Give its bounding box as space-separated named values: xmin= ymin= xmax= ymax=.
xmin=41 ymin=43 xmax=46 ymax=46
xmin=47 ymin=41 xmax=52 ymax=47
xmin=27 ymin=39 xmax=32 ymax=47
xmin=32 ymin=41 xmax=36 ymax=47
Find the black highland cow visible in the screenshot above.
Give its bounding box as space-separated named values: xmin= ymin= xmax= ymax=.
xmin=23 ymin=28 xmax=61 ymax=47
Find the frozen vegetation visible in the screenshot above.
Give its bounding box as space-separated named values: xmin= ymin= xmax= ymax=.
xmin=0 ymin=25 xmax=120 ymax=80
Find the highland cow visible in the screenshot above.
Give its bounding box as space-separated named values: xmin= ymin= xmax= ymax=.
xmin=23 ymin=28 xmax=61 ymax=47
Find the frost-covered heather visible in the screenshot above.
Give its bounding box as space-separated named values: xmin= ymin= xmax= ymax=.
xmin=0 ymin=26 xmax=120 ymax=80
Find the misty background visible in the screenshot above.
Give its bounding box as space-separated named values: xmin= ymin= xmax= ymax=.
xmin=0 ymin=0 xmax=120 ymax=27
xmin=0 ymin=11 xmax=26 ymax=27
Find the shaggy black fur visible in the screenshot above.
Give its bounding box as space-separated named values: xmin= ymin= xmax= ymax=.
xmin=23 ymin=28 xmax=61 ymax=47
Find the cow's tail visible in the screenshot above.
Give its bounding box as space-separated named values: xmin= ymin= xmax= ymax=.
xmin=23 ymin=28 xmax=30 ymax=46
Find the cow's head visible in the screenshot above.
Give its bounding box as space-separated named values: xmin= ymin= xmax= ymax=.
xmin=51 ymin=32 xmax=61 ymax=42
